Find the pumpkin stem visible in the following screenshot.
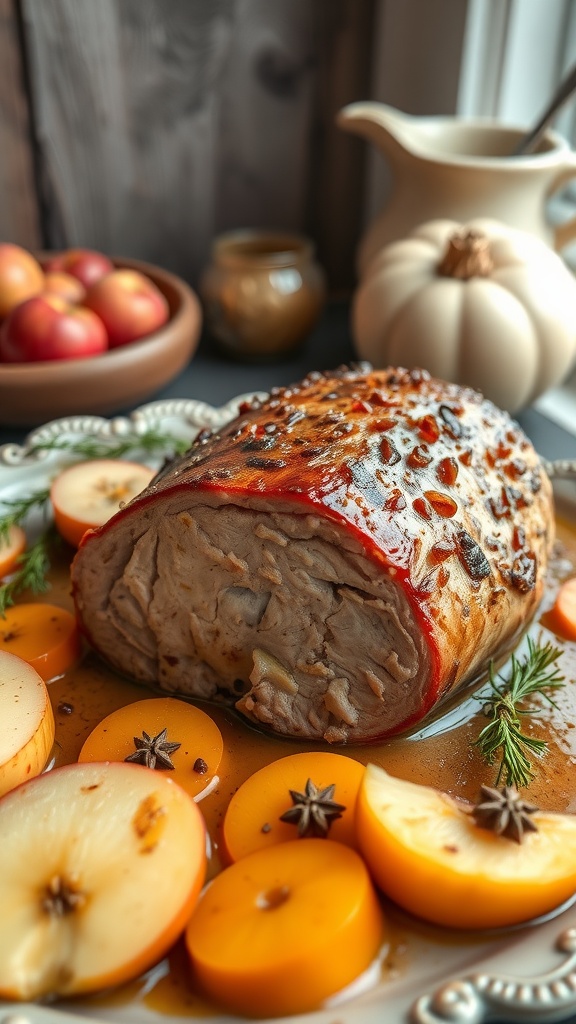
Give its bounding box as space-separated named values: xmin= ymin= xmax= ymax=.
xmin=437 ymin=230 xmax=494 ymax=280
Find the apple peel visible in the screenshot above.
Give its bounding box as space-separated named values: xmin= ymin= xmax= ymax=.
xmin=0 ymin=650 xmax=55 ymax=798
xmin=0 ymin=524 xmax=26 ymax=579
xmin=84 ymin=268 xmax=169 ymax=348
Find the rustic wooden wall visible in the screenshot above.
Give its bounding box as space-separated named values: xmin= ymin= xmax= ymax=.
xmin=0 ymin=0 xmax=375 ymax=291
xmin=0 ymin=0 xmax=475 ymax=291
xmin=0 ymin=0 xmax=41 ymax=247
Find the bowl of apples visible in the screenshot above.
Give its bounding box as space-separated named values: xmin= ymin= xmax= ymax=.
xmin=0 ymin=244 xmax=202 ymax=426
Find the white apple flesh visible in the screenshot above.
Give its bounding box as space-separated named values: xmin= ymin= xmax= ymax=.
xmin=0 ymin=650 xmax=55 ymax=798
xmin=0 ymin=761 xmax=206 ymax=999
xmin=50 ymin=459 xmax=155 ymax=547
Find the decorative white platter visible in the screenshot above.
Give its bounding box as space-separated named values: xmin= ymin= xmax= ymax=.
xmin=1 ymin=398 xmax=576 ymax=1024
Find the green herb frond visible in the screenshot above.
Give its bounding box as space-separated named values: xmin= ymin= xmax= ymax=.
xmin=0 ymin=528 xmax=54 ymax=616
xmin=26 ymin=427 xmax=190 ymax=462
xmin=0 ymin=488 xmax=51 ymax=544
xmin=473 ymin=638 xmax=565 ymax=789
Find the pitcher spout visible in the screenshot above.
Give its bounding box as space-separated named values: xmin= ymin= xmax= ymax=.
xmin=336 ymin=101 xmax=415 ymax=159
xmin=337 ymin=102 xmax=576 ymax=279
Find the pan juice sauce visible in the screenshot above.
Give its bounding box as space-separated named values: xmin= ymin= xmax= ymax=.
xmin=38 ymin=515 xmax=576 ymax=1016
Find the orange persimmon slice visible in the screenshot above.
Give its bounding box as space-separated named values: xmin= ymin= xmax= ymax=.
xmin=548 ymin=577 xmax=576 ymax=641
xmin=0 ymin=603 xmax=80 ymax=681
xmin=0 ymin=525 xmax=26 ymax=579
xmin=50 ymin=458 xmax=155 ymax=547
xmin=357 ymin=764 xmax=576 ymax=930
xmin=222 ymin=750 xmax=365 ymax=862
xmin=78 ymin=697 xmax=223 ymax=802
xmin=185 ymin=838 xmax=386 ymax=1018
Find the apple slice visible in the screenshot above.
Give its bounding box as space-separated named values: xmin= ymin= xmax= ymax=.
xmin=50 ymin=458 xmax=155 ymax=547
xmin=357 ymin=764 xmax=576 ymax=930
xmin=0 ymin=760 xmax=206 ymax=1000
xmin=0 ymin=650 xmax=55 ymax=798
xmin=0 ymin=524 xmax=26 ymax=579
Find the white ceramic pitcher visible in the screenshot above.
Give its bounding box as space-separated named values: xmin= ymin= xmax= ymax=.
xmin=338 ymin=101 xmax=576 ymax=277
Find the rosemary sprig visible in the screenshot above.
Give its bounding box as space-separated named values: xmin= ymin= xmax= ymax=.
xmin=25 ymin=427 xmax=190 ymax=462
xmin=0 ymin=528 xmax=55 ymax=615
xmin=474 ymin=638 xmax=565 ymax=789
xmin=0 ymin=488 xmax=51 ymax=544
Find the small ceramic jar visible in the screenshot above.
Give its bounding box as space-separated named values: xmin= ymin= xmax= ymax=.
xmin=200 ymin=230 xmax=326 ymax=359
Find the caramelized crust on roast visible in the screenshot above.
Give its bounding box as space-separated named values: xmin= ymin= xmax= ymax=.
xmin=71 ymin=365 xmax=553 ymax=742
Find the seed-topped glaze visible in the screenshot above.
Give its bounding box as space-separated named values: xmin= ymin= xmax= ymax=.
xmin=72 ymin=365 xmax=554 ymax=740
xmin=151 ymin=362 xmax=550 ymax=583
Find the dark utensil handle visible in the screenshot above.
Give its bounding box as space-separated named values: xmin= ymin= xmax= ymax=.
xmin=514 ymin=63 xmax=576 ymax=156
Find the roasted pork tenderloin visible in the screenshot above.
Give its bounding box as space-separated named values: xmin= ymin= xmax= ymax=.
xmin=71 ymin=365 xmax=553 ymax=743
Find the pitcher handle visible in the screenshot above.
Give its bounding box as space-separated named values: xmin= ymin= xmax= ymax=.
xmin=548 ymin=153 xmax=576 ymax=251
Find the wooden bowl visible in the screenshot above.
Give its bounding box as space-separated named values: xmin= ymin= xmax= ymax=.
xmin=0 ymin=256 xmax=202 ymax=427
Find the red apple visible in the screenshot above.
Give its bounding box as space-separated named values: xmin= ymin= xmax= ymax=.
xmin=0 ymin=243 xmax=44 ymax=319
xmin=0 ymin=294 xmax=108 ymax=362
xmin=44 ymin=248 xmax=114 ymax=289
xmin=84 ymin=268 xmax=169 ymax=348
xmin=43 ymin=270 xmax=86 ymax=304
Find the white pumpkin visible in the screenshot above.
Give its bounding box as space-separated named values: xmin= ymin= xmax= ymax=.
xmin=352 ymin=218 xmax=576 ymax=412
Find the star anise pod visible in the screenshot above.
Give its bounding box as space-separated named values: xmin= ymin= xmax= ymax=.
xmin=124 ymin=727 xmax=181 ymax=770
xmin=472 ymin=784 xmax=539 ymax=844
xmin=279 ymin=778 xmax=346 ymax=838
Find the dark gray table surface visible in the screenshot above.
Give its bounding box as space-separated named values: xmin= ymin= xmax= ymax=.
xmin=1 ymin=299 xmax=575 ymax=461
